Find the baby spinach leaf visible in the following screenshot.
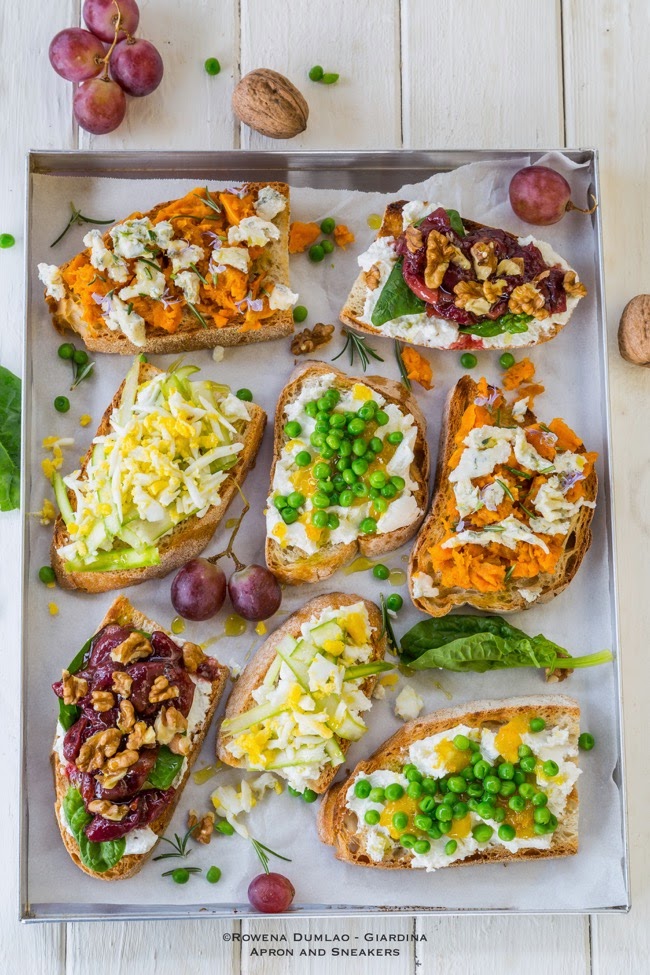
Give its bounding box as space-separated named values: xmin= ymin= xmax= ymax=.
xmin=147 ymin=745 xmax=184 ymax=790
xmin=371 ymin=259 xmax=425 ymax=327
xmin=58 ymin=637 xmax=93 ymax=731
xmin=445 ymin=209 xmax=465 ymax=237
xmin=62 ymin=787 xmax=125 ymax=873
xmin=459 ymin=312 xmax=533 ymax=338
xmin=0 ymin=365 xmax=21 ymax=512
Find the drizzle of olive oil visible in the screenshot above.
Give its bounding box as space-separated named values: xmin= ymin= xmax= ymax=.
xmin=388 ymin=569 xmax=407 ymax=586
xmin=344 ymin=556 xmax=376 ymax=575
xmin=192 ymin=762 xmax=223 ymax=785
xmin=171 ymin=616 xmax=186 ymax=635
xmin=255 ymin=621 xmax=267 ymax=636
xmin=434 ymin=680 xmax=453 ymax=701
xmin=225 ymin=518 xmax=238 ymax=529
xmin=401 ymin=554 xmax=409 ymax=564
xmin=367 ymin=213 xmax=382 ymax=229
xmin=224 ymin=614 xmax=247 ymax=637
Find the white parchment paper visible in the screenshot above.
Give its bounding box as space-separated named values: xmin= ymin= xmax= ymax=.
xmin=23 ymin=154 xmax=627 ymax=915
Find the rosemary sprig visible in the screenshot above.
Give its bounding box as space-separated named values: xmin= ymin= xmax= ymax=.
xmin=169 ymin=213 xmax=222 ymax=222
xmin=505 ymin=467 xmax=532 ymax=480
xmin=251 ymin=838 xmax=292 ymax=875
xmin=519 ymin=502 xmax=535 ymax=519
xmin=161 ymin=867 xmax=202 ymax=877
xmin=50 ymin=201 xmax=115 ymax=248
xmin=137 ymin=256 xmax=162 ymax=273
xmin=496 ymin=479 xmax=516 ymax=502
xmin=332 ymin=328 xmax=384 ymax=372
xmin=152 ymin=823 xmax=199 ymax=861
xmin=380 ymin=594 xmax=400 ymax=656
xmin=394 ymin=340 xmax=412 ymax=391
xmin=194 ymin=187 xmax=222 ymax=215
xmin=186 ymin=302 xmax=209 ymax=328
xmin=189 ymin=262 xmax=209 ymax=285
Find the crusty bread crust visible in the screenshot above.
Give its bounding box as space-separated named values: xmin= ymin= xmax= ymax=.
xmin=216 ymin=593 xmax=389 ymax=793
xmin=408 ymin=375 xmax=597 ymax=616
xmin=50 ymin=362 xmax=266 ymax=593
xmin=265 ymin=361 xmax=430 ymax=584
xmin=45 ymin=182 xmax=294 ymax=354
xmin=318 ymin=694 xmax=580 ymax=870
xmin=52 ymin=595 xmax=229 ymax=881
xmin=340 ymin=201 xmax=580 ymax=351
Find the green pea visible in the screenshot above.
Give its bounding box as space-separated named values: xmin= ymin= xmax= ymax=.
xmin=375 ymin=410 xmax=389 ymax=426
xmin=369 ymin=470 xmax=387 ymax=488
xmin=438 ymin=821 xmax=452 ymax=835
xmin=372 ymin=564 xmax=389 ymax=580
xmin=373 ymin=497 xmax=388 ymax=513
xmin=518 ymin=783 xmax=535 ymax=799
xmin=73 ymin=349 xmax=89 ymax=366
xmin=358 ymin=403 xmax=377 ymax=421
xmin=513 ymin=769 xmax=526 ymax=785
xmin=473 ymin=760 xmax=491 ymax=780
xmin=413 ymin=839 xmax=430 ymax=855
xmin=327 ymin=514 xmax=339 ymax=529
xmin=354 ymin=779 xmax=371 ymax=798
xmin=320 ymin=217 xmax=335 ymax=234
xmin=329 ymin=412 xmax=346 ymax=428
xmin=305 ymin=401 xmax=319 ymax=418
xmin=532 ymin=791 xmax=548 ymax=807
xmin=342 ymin=468 xmax=356 ymax=485
xmin=492 ymin=806 xmax=506 ymax=823
xmin=381 ymin=482 xmax=398 ymax=499
xmin=348 ymin=417 xmax=365 ymax=435
xmin=542 ymin=760 xmax=559 ymax=778
xmin=284 ymin=420 xmax=302 ymax=438
xmin=498 ymin=824 xmax=516 ymax=842
xmin=353 ymin=481 xmax=368 ymax=497
xmin=390 ymin=475 xmax=405 ymax=490
xmin=392 ymin=812 xmax=408 ymax=830
xmin=310 ymin=432 xmax=326 ymax=449
xmin=518 ymin=744 xmax=533 ymax=758
xmin=414 ymin=814 xmax=433 ymax=831
xmin=338 ymin=490 xmax=354 ymax=507
xmin=339 ymin=439 xmax=352 ymax=456
xmin=38 ymin=565 xmax=56 ymax=584
xmin=404 ymin=765 xmax=422 ymax=782
xmin=287 ymin=491 xmax=305 ymax=509
xmin=304 ymin=789 xmax=318 ymax=803
xmin=497 ymin=762 xmax=515 ymax=780
xmin=444 ymin=840 xmax=457 ymax=856
xmin=206 ymin=865 xmax=222 ymax=883
xmin=170 ymin=868 xmax=191 ymax=884
xmin=435 ymin=804 xmax=452 ymax=823
xmin=54 ymin=396 xmax=70 ymax=413
xmin=385 ymin=783 xmax=404 ymax=801
xmin=460 ymin=352 xmax=478 ymax=369
xmin=470 ymin=750 xmax=483 ymax=765
xmin=508 ymin=796 xmax=526 ymax=812
xmin=292 ymin=304 xmax=308 ymax=323
xmin=326 ymin=388 xmax=340 ymax=405
xmin=387 ymin=431 xmax=403 ymax=446
xmin=312 ymin=492 xmax=330 ymax=509
xmin=364 ymin=809 xmax=380 ymax=825
xmin=427 ymin=824 xmax=442 ymax=840
xmin=352 ymin=438 xmax=367 ymax=457
xmin=336 ymin=459 xmax=350 ymax=473
xmin=479 ymin=794 xmax=496 ymax=808
xmin=407 ymin=781 xmax=423 ymax=799
xmin=467 ymin=799 xmax=479 ymax=812
xmin=312 ymin=510 xmax=329 ymax=528
xmin=519 ymin=755 xmax=536 ymax=773
xmin=529 ymin=717 xmax=546 ymax=733
xmin=368 ymin=487 xmax=380 ymax=499
xmin=325 ymin=433 xmax=341 ymax=451
xmin=533 ymin=822 xmax=550 ymax=836
xmin=369 ymin=787 xmax=385 ymax=803
xmin=386 ymin=594 xmax=403 ymax=613
xmin=321 ymin=72 xmax=340 ymax=84
xmin=320 ymin=444 xmax=335 ymax=459
xmin=548 ymin=813 xmax=558 ymax=830
xmin=438 ymin=777 xmax=448 ymax=793
xmin=57 ymin=342 xmax=75 ymax=360
xmin=461 ymin=765 xmax=475 ymax=781
xmin=477 ymin=801 xmax=495 ymax=820
xmin=309 ymin=243 xmax=325 ymax=262
xmin=442 ymin=792 xmax=456 ymax=806
xmin=579 ymin=732 xmax=595 ymax=751
xmin=499 ymin=352 xmax=516 ymax=369
xmin=453 ymin=734 xmax=470 ymax=751
xmin=472 ymin=824 xmax=494 ymax=843
xmin=312 ymin=462 xmax=330 ymax=480
xmin=204 ymin=57 xmax=221 ymax=75
xmin=418 ymin=795 xmax=435 ymax=813
xmin=216 ymin=821 xmax=235 ymax=835
xmin=281 ymin=506 xmax=299 ymax=525
xmin=447 ymin=776 xmax=466 ymax=794
xmin=287 ymin=786 xmax=301 ymax=797
xmin=533 ymin=806 xmax=551 ymax=825
xmin=400 ymin=833 xmax=416 ymax=849
xmin=452 ymin=801 xmax=468 ymax=819
xmin=321 ymin=239 xmax=335 ymax=255
xmin=0 ymin=233 xmax=16 ymax=248
xmin=309 ymin=65 xmax=324 ymax=81
xmin=236 ymin=388 xmax=252 ymax=401
xmin=360 ymin=517 xmax=377 ymax=534
xmin=499 ymin=781 xmax=517 ymax=798
xmin=295 ymin=450 xmax=311 ymax=467
xmin=369 ymin=436 xmax=383 ymax=453
xmin=273 ymin=495 xmax=288 ymax=510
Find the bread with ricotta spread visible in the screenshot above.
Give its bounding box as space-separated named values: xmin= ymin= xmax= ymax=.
xmin=340 ymin=201 xmax=587 ymax=351
xmin=265 ymin=361 xmax=429 ymax=584
xmin=38 ymin=182 xmax=296 ymax=354
xmin=318 ymin=695 xmax=580 ymax=871
xmin=52 ymin=595 xmax=229 ymax=881
xmin=408 ymin=374 xmax=597 ymax=615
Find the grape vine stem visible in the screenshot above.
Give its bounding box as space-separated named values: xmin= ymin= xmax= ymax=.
xmin=100 ymin=1 xmax=123 ymax=81
xmin=207 ymin=494 xmax=250 ymax=571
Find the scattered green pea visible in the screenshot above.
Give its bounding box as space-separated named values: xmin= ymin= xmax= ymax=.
xmin=321 ymin=72 xmax=339 ymax=84
xmin=400 ymin=833 xmax=416 ymax=849
xmin=295 ymin=450 xmax=312 ymax=467
xmin=444 ymin=840 xmax=457 ymax=856
xmin=413 ymin=839 xmax=430 ymax=855
xmin=309 ymin=243 xmax=325 ymax=262
xmin=360 ymin=517 xmax=377 ymax=534
xmin=284 ymin=420 xmax=302 ymax=438
xmin=0 ymin=233 xmax=15 ymax=248
xmin=236 ymin=388 xmax=253 ymax=401
xmin=206 ymin=866 xmax=222 ymax=883
xmin=364 ymin=809 xmax=380 ymax=826
xmin=204 ymin=58 xmax=221 ymax=76
xmin=321 ymin=239 xmax=335 ymax=254
xmin=320 ymin=217 xmax=336 ymax=234
xmin=54 ymin=395 xmax=70 ymax=413
xmin=578 ymin=732 xmax=595 ymax=751
xmin=498 ymin=824 xmax=516 ymax=842
xmin=303 ymin=788 xmax=318 ymax=803
xmin=472 ymin=824 xmax=494 ymax=843
xmin=57 ymin=342 xmax=75 ymax=360
xmin=354 ymin=779 xmax=371 ymax=799
xmin=499 ymin=352 xmax=516 ymax=369
xmin=385 ymin=593 xmax=403 ymax=613
xmin=529 ymin=717 xmax=546 ymax=733
xmin=368 ymin=787 xmax=385 ymax=803
xmin=287 ymin=786 xmax=301 ymax=797
xmin=372 ymin=563 xmax=389 ymax=580
xmin=542 ymin=760 xmax=559 ymax=777
xmin=170 ymin=868 xmax=191 ymax=884
xmin=38 ymin=565 xmax=56 ymax=584
xmin=460 ymin=352 xmax=478 ymax=369
xmin=308 ymin=65 xmax=324 ymax=81
xmin=293 ymin=305 xmax=308 ymax=323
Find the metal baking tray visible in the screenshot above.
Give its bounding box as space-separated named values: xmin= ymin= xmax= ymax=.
xmin=19 ymin=149 xmax=629 ymax=921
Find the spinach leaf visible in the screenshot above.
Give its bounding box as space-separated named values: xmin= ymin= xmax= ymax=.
xmin=58 ymin=637 xmax=92 ymax=731
xmin=147 ymin=745 xmax=184 ymax=789
xmin=371 ymin=259 xmax=425 ymax=327
xmin=0 ymin=365 xmax=21 ymax=512
xmin=62 ymin=787 xmax=125 ymax=873
xmin=459 ymin=312 xmax=533 ymax=338
xmin=399 ymin=615 xmax=613 ymax=674
xmin=445 ymin=209 xmax=465 ymax=237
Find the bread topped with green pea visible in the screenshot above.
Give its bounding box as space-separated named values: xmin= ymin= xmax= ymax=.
xmin=264 ymin=361 xmax=430 ymax=585
xmin=318 ymin=695 xmax=581 ymax=870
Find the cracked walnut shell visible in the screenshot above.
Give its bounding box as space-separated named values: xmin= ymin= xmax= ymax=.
xmin=188 ymin=810 xmax=215 ymax=845
xmin=291 ymin=323 xmax=335 ymax=355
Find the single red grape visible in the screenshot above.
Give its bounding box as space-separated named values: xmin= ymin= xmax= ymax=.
xmin=110 ymin=38 xmax=164 ymax=96
xmin=83 ymin=0 xmax=140 ymax=43
xmin=73 ymin=77 xmax=126 ymax=134
xmin=228 ymin=564 xmax=282 ymax=621
xmin=171 ymin=558 xmax=227 ymax=621
xmin=49 ymin=28 xmax=106 ymax=83
xmin=248 ymin=873 xmax=295 ymax=913
xmin=509 ymin=166 xmax=573 ymax=226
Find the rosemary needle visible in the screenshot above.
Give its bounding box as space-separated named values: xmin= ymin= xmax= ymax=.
xmin=332 ymin=328 xmax=384 ymax=372
xmin=50 ymin=201 xmax=115 ymax=248
xmin=394 ymin=340 xmax=412 ymax=390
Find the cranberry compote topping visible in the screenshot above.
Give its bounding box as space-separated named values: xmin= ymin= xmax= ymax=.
xmin=85 ymin=788 xmax=173 ymax=842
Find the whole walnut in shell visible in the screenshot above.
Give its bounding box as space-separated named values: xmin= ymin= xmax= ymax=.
xmin=232 ymin=69 xmax=309 ymax=139
xmin=618 ymin=295 xmax=650 ymax=366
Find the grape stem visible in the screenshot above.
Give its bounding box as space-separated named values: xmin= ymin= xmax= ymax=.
xmin=100 ymin=1 xmax=124 ymax=81
xmin=567 ymin=192 xmax=598 ymax=216
xmin=206 ymin=495 xmax=250 ymax=571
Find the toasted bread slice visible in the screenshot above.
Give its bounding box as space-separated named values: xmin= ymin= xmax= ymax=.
xmin=217 ymin=593 xmax=388 ymax=793
xmin=340 ymin=201 xmax=585 ymax=351
xmin=43 ymin=182 xmax=294 ymax=354
xmin=51 ymin=361 xmax=266 ymax=593
xmin=265 ymin=361 xmax=430 ymax=585
xmin=52 ymin=595 xmax=229 ymax=881
xmin=408 ymin=375 xmax=597 ymax=616
xmin=318 ymin=695 xmax=580 ymax=870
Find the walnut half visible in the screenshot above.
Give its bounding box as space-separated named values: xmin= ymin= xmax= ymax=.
xmin=87 ymin=799 xmax=128 ymax=822
xmin=188 ymin=810 xmax=215 ymax=845
xmin=76 ymin=728 xmax=122 ymax=773
xmin=291 ymin=323 xmax=335 ymax=356
xmin=110 ymin=632 xmax=153 ymax=665
xmin=61 ymin=669 xmax=88 ymax=706
xmin=149 ymin=675 xmax=180 ymax=704
xmin=154 ymin=706 xmax=188 ymax=745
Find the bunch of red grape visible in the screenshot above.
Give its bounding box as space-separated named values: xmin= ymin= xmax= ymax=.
xmin=49 ymin=0 xmax=163 ymax=135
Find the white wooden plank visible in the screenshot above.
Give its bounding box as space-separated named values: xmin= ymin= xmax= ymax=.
xmin=66 ymin=921 xmax=239 ymax=975
xmin=415 ymin=916 xmax=590 ymax=973
xmin=0 ymin=0 xmax=72 ymax=968
xmin=78 ymin=0 xmax=240 ymax=150
xmin=401 ymin=0 xmax=564 ymax=148
xmin=563 ymin=1 xmax=649 ymax=965
xmin=239 ymin=0 xmax=402 ymax=149
xmin=240 ymin=917 xmax=415 ymax=975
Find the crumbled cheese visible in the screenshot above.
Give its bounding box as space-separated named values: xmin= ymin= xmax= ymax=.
xmin=174 ymin=270 xmax=201 ymax=305
xmin=268 ymin=283 xmax=299 ymax=311
xmin=212 ymin=246 xmax=250 ymax=273
xmin=411 ymin=572 xmax=439 ymax=599
xmin=254 ymin=186 xmax=287 ymax=221
xmin=212 ymin=346 xmax=225 ymax=362
xmin=102 ymin=295 xmax=146 ymax=347
xmin=83 ymin=229 xmax=129 ymax=283
xmin=227 ymin=216 xmax=280 ymax=247
xmin=512 ymin=397 xmax=529 ymax=422
xmin=118 ymin=258 xmax=166 ymax=301
xmin=394 ymin=685 xmax=424 ymax=722
xmin=37 ymin=263 xmax=66 ymax=300
xmin=165 ymin=239 xmax=206 ymax=274
xmin=518 ymin=586 xmax=542 ymax=603
xmin=443 ymin=514 xmax=550 ymax=554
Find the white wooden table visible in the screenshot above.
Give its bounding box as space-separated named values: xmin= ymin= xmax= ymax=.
xmin=1 ymin=1 xmax=647 ymax=972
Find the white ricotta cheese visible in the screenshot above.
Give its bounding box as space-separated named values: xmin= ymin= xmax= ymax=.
xmin=411 ymin=572 xmax=439 ymax=599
